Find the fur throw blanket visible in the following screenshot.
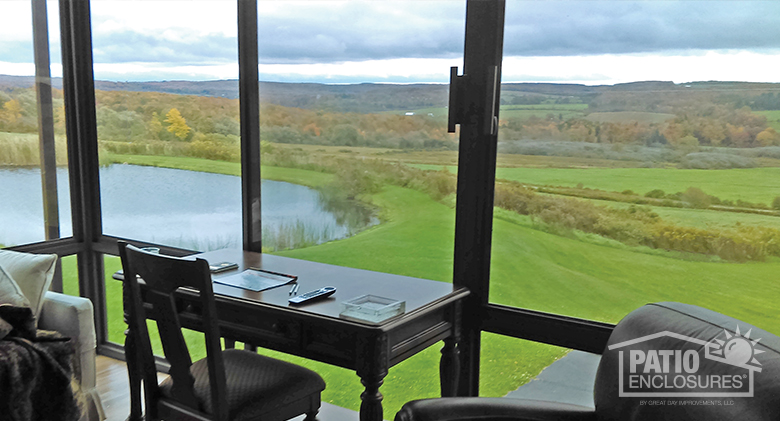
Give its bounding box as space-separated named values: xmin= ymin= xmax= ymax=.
xmin=0 ymin=304 xmax=82 ymax=421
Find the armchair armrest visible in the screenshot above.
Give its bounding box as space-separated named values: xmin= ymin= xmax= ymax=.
xmin=39 ymin=291 xmax=97 ymax=353
xmin=38 ymin=291 xmax=105 ymax=421
xmin=395 ymin=398 xmax=596 ymax=421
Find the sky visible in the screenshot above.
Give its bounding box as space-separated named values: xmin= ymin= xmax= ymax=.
xmin=1 ymin=0 xmax=780 ymax=86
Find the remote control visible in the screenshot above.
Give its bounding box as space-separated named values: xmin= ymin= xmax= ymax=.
xmin=289 ymin=286 xmax=336 ymax=305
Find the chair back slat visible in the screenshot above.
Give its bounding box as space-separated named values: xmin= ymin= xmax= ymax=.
xmin=146 ymin=289 xmax=198 ymax=406
xmin=119 ymin=242 xmax=228 ymax=418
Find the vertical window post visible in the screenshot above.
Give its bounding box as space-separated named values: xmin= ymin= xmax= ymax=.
xmin=59 ymin=0 xmax=107 ymax=341
xmin=238 ymin=0 xmax=262 ymax=252
xmin=452 ymin=0 xmax=505 ymax=396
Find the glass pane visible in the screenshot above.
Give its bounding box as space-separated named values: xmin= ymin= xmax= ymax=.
xmin=92 ymin=1 xmax=241 ymax=251
xmin=255 ymin=0 xmax=465 ymax=415
xmin=491 ymin=0 xmax=780 ymax=335
xmin=480 ymin=333 xmax=577 ymax=400
xmin=0 ymin=0 xmax=71 ymax=247
xmin=258 ymin=0 xmax=464 ymax=274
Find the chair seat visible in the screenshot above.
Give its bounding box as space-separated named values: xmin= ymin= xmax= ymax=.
xmin=160 ymin=348 xmax=325 ymax=421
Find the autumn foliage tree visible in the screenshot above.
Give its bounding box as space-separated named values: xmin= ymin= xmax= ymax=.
xmin=1 ymin=99 xmax=22 ymax=123
xmin=148 ymin=112 xmax=164 ymax=140
xmin=756 ymin=128 xmax=780 ymax=147
xmin=164 ymin=108 xmax=191 ymax=141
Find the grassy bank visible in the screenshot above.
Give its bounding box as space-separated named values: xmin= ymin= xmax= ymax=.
xmin=0 ymin=131 xmax=68 ymax=166
xmin=102 ymin=152 xmax=334 ymax=188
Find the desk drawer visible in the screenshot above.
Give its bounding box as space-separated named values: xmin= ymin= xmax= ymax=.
xmin=174 ymin=300 xmax=303 ymax=346
xmin=217 ymin=304 xmax=303 ymax=344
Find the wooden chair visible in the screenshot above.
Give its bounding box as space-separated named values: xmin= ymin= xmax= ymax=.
xmin=118 ymin=242 xmax=325 ymax=421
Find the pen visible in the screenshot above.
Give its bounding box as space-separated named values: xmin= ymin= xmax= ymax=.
xmin=289 ymin=283 xmax=299 ymax=296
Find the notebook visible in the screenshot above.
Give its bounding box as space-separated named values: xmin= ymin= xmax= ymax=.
xmin=213 ymin=269 xmax=296 ymax=292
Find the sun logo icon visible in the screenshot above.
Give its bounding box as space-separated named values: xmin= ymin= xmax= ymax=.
xmin=705 ymin=326 xmax=764 ymax=370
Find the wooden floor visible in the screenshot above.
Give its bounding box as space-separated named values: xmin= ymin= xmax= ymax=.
xmin=96 ymin=355 xmax=364 ymax=421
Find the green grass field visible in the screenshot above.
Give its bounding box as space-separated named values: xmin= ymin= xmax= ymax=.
xmin=582 ymin=198 xmax=780 ymax=230
xmin=493 ymin=166 xmax=780 ymax=205
xmin=412 ymin=164 xmax=780 ymax=205
xmin=499 ymin=107 xmax=585 ymax=121
xmin=756 ymin=110 xmax=780 ymax=131
xmin=56 ymin=153 xmax=780 ymax=417
xmin=275 ymin=179 xmax=780 ymax=413
xmin=501 ymin=103 xmax=588 ymax=111
xmin=585 ymin=111 xmax=675 ymax=124
xmin=384 ymin=103 xmax=588 ymax=121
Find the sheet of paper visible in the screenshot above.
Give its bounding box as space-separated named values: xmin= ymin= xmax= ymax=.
xmin=213 ymin=269 xmax=295 ymax=292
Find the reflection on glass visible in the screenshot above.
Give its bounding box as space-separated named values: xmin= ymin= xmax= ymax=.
xmin=491 ymin=1 xmax=780 ymax=337
xmin=91 ymin=1 xmax=241 ymax=247
xmin=0 ymin=167 xmax=71 ymax=246
xmin=0 ymin=0 xmax=69 ymax=247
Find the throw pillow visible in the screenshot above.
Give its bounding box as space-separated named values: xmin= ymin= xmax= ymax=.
xmin=0 ymin=263 xmax=31 ymax=308
xmin=0 ymin=249 xmax=57 ymax=324
xmin=0 ymin=264 xmax=32 ymax=339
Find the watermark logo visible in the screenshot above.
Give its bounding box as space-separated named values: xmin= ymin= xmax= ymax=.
xmin=610 ymin=326 xmax=763 ymax=398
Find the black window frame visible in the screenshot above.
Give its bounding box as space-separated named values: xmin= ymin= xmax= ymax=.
xmin=10 ymin=0 xmax=617 ymax=395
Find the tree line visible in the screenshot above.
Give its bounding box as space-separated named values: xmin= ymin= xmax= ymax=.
xmin=4 ymin=84 xmax=779 ymax=150
xmin=0 ymin=87 xmax=456 ymax=150
xmin=499 ymin=103 xmax=780 ymax=148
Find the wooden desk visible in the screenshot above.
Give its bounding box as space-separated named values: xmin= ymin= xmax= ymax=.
xmin=119 ymin=249 xmax=469 ymax=421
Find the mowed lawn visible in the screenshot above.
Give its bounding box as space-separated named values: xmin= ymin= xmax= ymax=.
xmin=588 ymin=198 xmax=780 ymax=231
xmin=756 ymin=110 xmax=780 ymax=131
xmin=420 ymin=164 xmax=780 ymax=205
xmin=494 ymin=167 xmax=780 ymax=204
xmin=62 ymin=159 xmax=780 ymax=417
xmin=272 ymin=171 xmax=780 ymax=413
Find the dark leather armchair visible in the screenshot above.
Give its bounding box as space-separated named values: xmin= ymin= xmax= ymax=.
xmin=395 ymin=302 xmax=780 ymax=421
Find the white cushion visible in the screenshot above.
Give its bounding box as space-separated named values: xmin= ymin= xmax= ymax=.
xmin=0 ymin=249 xmax=57 ymax=324
xmin=0 ymin=263 xmax=30 ymax=308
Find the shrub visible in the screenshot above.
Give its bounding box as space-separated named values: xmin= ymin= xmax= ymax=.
xmin=644 ymin=189 xmax=666 ymax=199
xmin=772 ymin=196 xmax=780 ymax=211
xmin=678 ymin=152 xmax=757 ymax=169
xmin=680 ymin=187 xmax=711 ymax=209
xmin=497 ymin=140 xmax=684 ymax=163
xmin=331 ymin=166 xmax=381 ymax=199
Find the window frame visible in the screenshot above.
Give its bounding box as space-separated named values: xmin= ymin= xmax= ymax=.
xmin=12 ymin=0 xmax=617 ymax=395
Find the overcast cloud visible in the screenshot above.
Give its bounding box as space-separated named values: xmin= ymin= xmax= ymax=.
xmin=1 ymin=1 xmax=780 ymax=84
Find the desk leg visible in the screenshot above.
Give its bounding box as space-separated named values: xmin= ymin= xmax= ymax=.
xmin=440 ymin=337 xmax=460 ymax=397
xmin=359 ymin=372 xmax=385 ymax=421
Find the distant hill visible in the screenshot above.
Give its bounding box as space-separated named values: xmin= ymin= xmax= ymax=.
xmin=0 ymin=74 xmax=449 ymax=113
xmin=2 ymin=74 xmax=779 ymax=114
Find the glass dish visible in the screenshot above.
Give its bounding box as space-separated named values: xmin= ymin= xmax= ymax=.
xmin=339 ymin=294 xmax=406 ymax=324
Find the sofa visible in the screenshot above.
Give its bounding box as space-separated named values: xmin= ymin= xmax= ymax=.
xmin=0 ymin=249 xmax=105 ymax=421
xmin=395 ymin=302 xmax=780 ymax=420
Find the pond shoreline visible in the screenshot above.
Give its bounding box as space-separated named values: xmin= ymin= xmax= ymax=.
xmin=0 ymin=157 xmax=378 ymax=250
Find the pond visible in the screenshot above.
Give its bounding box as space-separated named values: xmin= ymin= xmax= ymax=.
xmin=0 ymin=164 xmax=378 ymax=250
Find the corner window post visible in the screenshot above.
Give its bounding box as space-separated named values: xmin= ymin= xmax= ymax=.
xmin=452 ymin=0 xmax=506 ymax=397
xmin=238 ymin=0 xmax=262 ymax=252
